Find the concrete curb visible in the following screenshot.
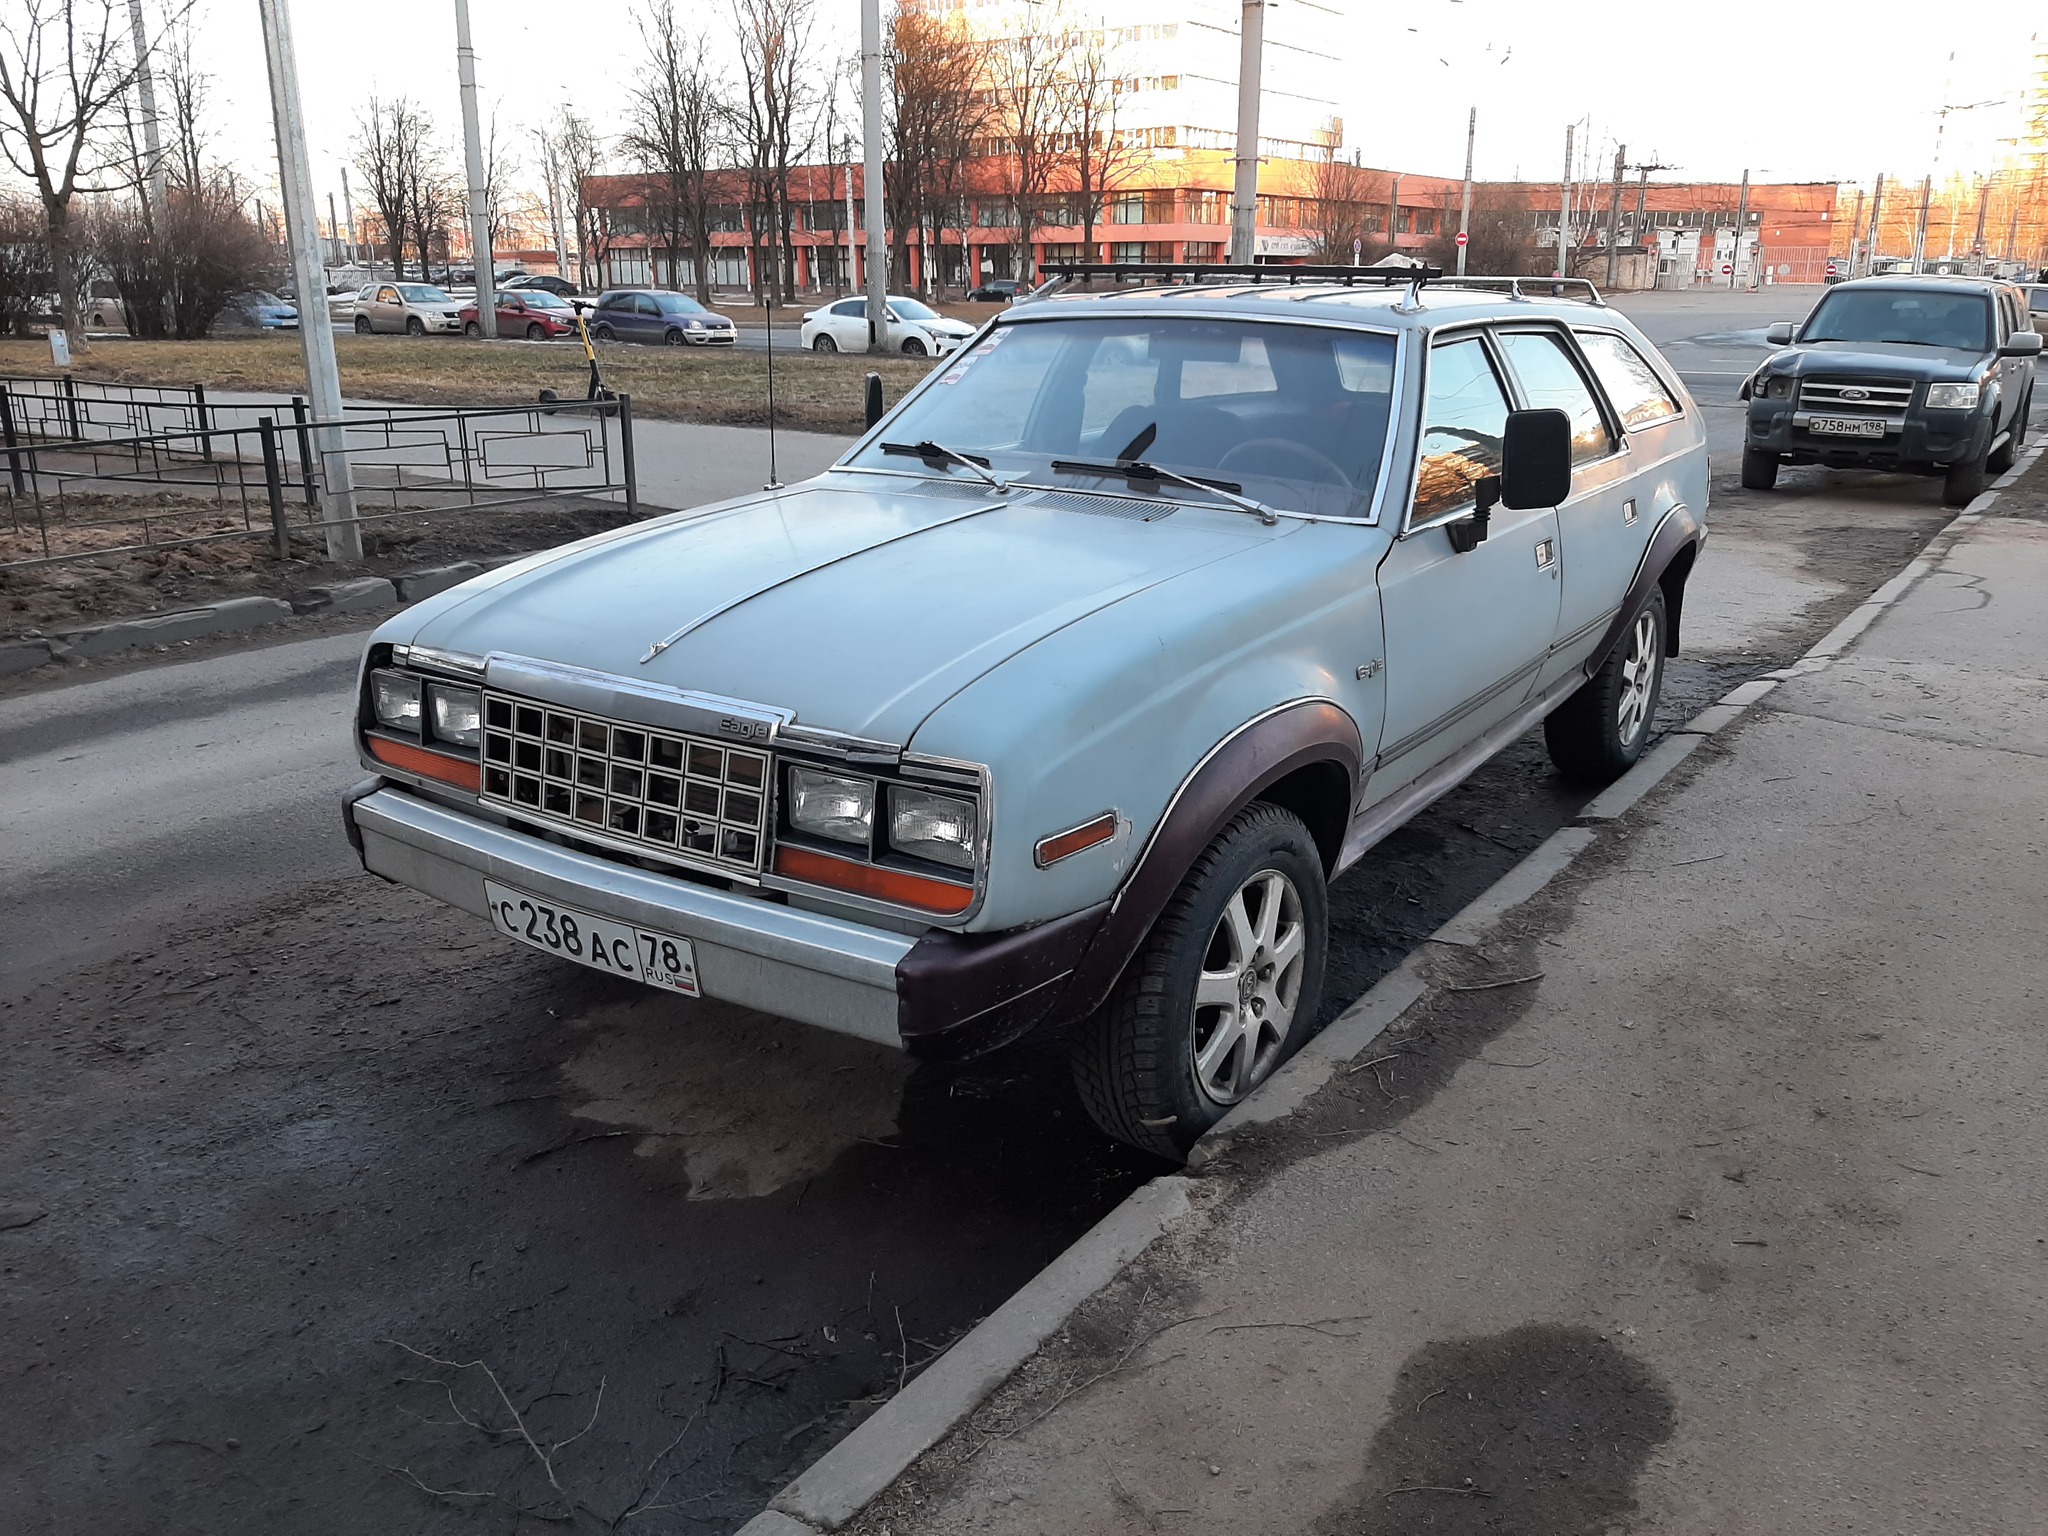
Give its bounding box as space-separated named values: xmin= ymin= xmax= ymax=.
xmin=732 ymin=439 xmax=2048 ymax=1536
xmin=49 ymin=596 xmax=295 ymax=660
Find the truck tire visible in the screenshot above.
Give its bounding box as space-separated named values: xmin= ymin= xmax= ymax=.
xmin=1073 ymin=802 xmax=1327 ymax=1160
xmin=1740 ymin=448 xmax=1779 ymax=490
xmin=1942 ymin=451 xmax=1989 ymax=507
xmin=1987 ymin=390 xmax=2029 ymax=474
xmin=1545 ymin=587 xmax=1667 ymax=787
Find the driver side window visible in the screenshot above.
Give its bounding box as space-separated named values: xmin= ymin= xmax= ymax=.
xmin=1411 ymin=336 xmax=1510 ymax=525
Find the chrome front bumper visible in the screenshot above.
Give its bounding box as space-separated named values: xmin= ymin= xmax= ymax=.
xmin=349 ymin=786 xmax=913 ymax=1046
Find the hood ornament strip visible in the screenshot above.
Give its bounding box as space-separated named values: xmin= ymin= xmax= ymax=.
xmin=639 ymin=500 xmax=1008 ymax=664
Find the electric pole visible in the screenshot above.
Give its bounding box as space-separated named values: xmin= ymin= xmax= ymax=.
xmin=1912 ymin=174 xmax=1932 ymax=272
xmin=342 ymin=165 xmax=360 ymax=266
xmin=454 ymin=0 xmax=496 ymax=335
xmin=126 ymin=0 xmax=168 ymax=223
xmin=1229 ymin=0 xmax=1266 ymax=265
xmin=257 ymin=0 xmax=359 ymax=560
xmin=1865 ymin=173 xmax=1886 ymax=275
xmin=1604 ymin=143 xmax=1626 ymax=288
xmin=1731 ymin=168 xmax=1750 ymax=288
xmin=861 ymin=0 xmax=887 ymax=345
xmin=1968 ymin=178 xmax=1990 ymax=268
xmin=1556 ymin=124 xmax=1573 ymax=278
xmin=1388 ymin=174 xmax=1401 ymax=257
xmin=1456 ymin=107 xmax=1475 ymax=277
xmin=1626 ymin=160 xmax=1673 ymax=285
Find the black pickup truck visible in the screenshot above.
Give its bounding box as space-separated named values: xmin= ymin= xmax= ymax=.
xmin=1742 ymin=276 xmax=2041 ymax=506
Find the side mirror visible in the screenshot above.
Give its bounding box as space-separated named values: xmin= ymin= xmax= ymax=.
xmin=1999 ymin=330 xmax=2044 ymax=358
xmin=1500 ymin=408 xmax=1573 ymax=511
xmin=1765 ymin=321 xmax=1797 ymax=345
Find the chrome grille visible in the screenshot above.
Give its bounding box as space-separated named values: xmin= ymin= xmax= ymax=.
xmin=479 ymin=692 xmax=769 ymax=875
xmin=1798 ymin=377 xmax=1914 ymax=414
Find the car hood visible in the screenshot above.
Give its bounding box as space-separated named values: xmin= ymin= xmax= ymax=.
xmin=1780 ymin=340 xmax=1985 ymax=380
xmin=397 ymin=476 xmax=1270 ymax=744
xmin=923 ymin=319 xmax=974 ymax=336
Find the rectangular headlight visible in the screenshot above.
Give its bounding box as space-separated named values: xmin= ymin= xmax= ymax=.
xmin=788 ymin=767 xmax=874 ymax=846
xmin=888 ymin=785 xmax=978 ymax=870
xmin=370 ymin=669 xmax=421 ymax=733
xmin=427 ymin=683 xmax=482 ymax=748
xmin=1925 ymin=382 xmax=1980 ymax=409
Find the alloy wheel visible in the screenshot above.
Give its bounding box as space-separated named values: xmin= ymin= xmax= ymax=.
xmin=1617 ymin=608 xmax=1659 ymax=747
xmin=1190 ymin=869 xmax=1305 ymax=1105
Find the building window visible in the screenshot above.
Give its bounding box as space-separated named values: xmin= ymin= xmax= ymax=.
xmin=1110 ymin=193 xmax=1147 ymax=226
xmin=609 ymin=249 xmax=651 ymax=285
xmin=1184 ymin=190 xmax=1227 ymax=225
xmin=1182 ymin=242 xmax=1223 ymax=263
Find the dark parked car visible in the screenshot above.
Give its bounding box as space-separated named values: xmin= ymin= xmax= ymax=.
xmin=586 ymin=289 xmax=737 ymax=346
xmin=500 ymin=274 xmax=584 ymax=301
xmin=968 ymin=277 xmax=1022 ymax=302
xmin=1742 ymin=276 xmax=2041 ymax=506
xmin=458 ymin=290 xmax=581 ymax=340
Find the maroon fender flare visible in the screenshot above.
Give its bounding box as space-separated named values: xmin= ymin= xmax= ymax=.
xmin=1589 ymin=503 xmax=1704 ymax=670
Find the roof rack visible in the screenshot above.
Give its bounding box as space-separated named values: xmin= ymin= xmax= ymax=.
xmin=1029 ymin=262 xmax=1606 ymax=308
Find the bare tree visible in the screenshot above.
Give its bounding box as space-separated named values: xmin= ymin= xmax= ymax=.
xmin=985 ymin=27 xmax=1065 ymax=281
xmin=885 ymin=2 xmax=990 ymax=296
xmin=0 ymin=0 xmax=191 ymax=348
xmin=354 ymin=94 xmax=426 ymax=278
xmin=1059 ymin=25 xmax=1143 ymax=266
xmin=0 ymin=192 xmax=49 ymax=334
xmin=621 ymin=1 xmax=726 ymax=300
xmin=1423 ymin=183 xmax=1536 ymax=275
xmin=1306 ymin=138 xmax=1389 ymax=264
xmin=546 ymin=107 xmax=605 ymax=288
xmin=730 ymin=0 xmax=815 ymax=302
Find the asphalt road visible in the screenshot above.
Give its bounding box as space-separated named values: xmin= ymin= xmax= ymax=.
xmin=0 ymin=291 xmax=1981 ymax=1532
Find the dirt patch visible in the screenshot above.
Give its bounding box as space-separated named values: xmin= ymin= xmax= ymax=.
xmin=1308 ymin=1324 xmax=1676 ymax=1536
xmin=0 ymin=492 xmax=640 ymax=638
xmin=0 ymin=334 xmax=934 ymax=435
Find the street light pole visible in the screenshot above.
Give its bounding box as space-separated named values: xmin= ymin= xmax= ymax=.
xmin=256 ymin=0 xmax=359 ymax=559
xmin=1864 ymin=173 xmax=1885 ymax=276
xmin=1912 ymin=175 xmax=1932 ymax=273
xmin=1731 ymin=168 xmax=1750 ymax=288
xmin=1229 ymin=0 xmax=1266 ymax=265
xmin=1455 ymin=106 xmax=1474 ymax=277
xmin=1556 ymin=123 xmax=1573 ymax=279
xmin=860 ymin=0 xmax=887 ymax=348
xmin=454 ymin=0 xmax=496 ymax=336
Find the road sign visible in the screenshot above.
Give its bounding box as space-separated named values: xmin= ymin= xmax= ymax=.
xmin=1721 ymin=262 xmax=1734 ymax=276
xmin=1455 ymin=231 xmax=1469 ymax=248
xmin=1825 ymin=260 xmax=1839 ymax=277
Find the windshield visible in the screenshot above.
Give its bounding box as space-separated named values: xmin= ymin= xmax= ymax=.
xmin=890 ymin=297 xmax=940 ymax=321
xmin=849 ymin=316 xmax=1399 ymax=519
xmin=654 ymin=293 xmax=706 ymax=314
xmin=243 ymin=291 xmax=284 ymax=306
xmin=399 ymin=284 xmax=451 ymax=303
xmin=1802 ymin=289 xmax=1991 ymax=350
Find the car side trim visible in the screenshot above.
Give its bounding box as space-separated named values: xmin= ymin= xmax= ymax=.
xmin=1374 ymin=657 xmax=1544 ymax=771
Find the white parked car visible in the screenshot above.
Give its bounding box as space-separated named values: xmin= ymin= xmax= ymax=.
xmin=800 ymin=295 xmax=976 ymax=357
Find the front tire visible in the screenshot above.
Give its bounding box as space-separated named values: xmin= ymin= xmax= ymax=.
xmin=406 ymin=316 xmax=425 ymax=336
xmin=812 ymin=333 xmax=837 ymax=353
xmin=1545 ymin=586 xmax=1667 ymax=787
xmin=1942 ymin=451 xmax=1989 ymax=507
xmin=526 ymin=322 xmax=546 ymax=341
xmin=1072 ymin=803 xmax=1327 ymax=1159
xmin=463 ymin=320 xmax=482 ymax=338
xmin=663 ymin=328 xmax=685 ymax=346
xmin=1740 ymin=447 xmax=1779 ymax=490
xmin=591 ymin=324 xmax=615 ymax=344
xmin=901 ymin=336 xmax=928 ymax=356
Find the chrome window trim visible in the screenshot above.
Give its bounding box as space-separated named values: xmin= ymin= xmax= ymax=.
xmin=1488 ymin=322 xmax=1628 ymax=462
xmin=1402 ymin=321 xmax=1512 ymax=536
xmin=1568 ymin=325 xmax=1690 ymax=432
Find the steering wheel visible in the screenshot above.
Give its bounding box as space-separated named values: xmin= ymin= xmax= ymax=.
xmin=1216 ymin=438 xmax=1352 ymax=488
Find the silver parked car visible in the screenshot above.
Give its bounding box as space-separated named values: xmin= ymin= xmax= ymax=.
xmin=343 ymin=265 xmax=1709 ymax=1156
xmin=352 ymin=282 xmax=465 ymax=336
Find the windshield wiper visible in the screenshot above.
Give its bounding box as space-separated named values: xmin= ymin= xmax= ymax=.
xmin=1049 ymin=457 xmax=1278 ymax=525
xmin=881 ymin=439 xmax=1011 ymax=493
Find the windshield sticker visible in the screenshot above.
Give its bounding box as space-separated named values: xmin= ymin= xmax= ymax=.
xmin=938 ymin=327 xmax=1006 ymax=384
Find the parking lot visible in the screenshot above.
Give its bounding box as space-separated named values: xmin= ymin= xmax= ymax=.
xmin=0 ymin=287 xmax=2022 ymax=1532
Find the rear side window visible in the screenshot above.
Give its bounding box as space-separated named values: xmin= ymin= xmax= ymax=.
xmin=1577 ymin=331 xmax=1682 ymax=430
xmin=1495 ymin=330 xmax=1617 ymax=464
xmin=1412 ymin=336 xmax=1511 ymax=525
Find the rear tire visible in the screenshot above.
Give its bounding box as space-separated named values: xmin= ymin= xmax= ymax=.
xmin=1072 ymin=802 xmax=1327 ymax=1160
xmin=1987 ymin=391 xmax=2028 ymax=474
xmin=353 ymin=315 xmax=372 ymax=334
xmin=812 ymin=334 xmax=837 ymax=353
xmin=1740 ymin=447 xmax=1779 ymax=490
xmin=1545 ymin=586 xmax=1667 ymax=787
xmin=1942 ymin=451 xmax=1989 ymax=507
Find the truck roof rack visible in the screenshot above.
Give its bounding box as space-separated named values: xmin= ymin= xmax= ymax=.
xmin=1031 ymin=262 xmax=1607 ymax=308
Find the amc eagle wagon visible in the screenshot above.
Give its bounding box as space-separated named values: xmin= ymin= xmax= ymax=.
xmin=344 ymin=264 xmax=1708 ymax=1157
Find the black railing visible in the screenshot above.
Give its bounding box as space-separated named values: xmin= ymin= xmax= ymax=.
xmin=0 ymin=387 xmax=637 ymax=571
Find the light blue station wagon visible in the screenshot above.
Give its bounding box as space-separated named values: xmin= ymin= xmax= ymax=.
xmin=344 ymin=266 xmax=1709 ymax=1156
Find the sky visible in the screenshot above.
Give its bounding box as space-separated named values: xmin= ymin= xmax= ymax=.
xmin=184 ymin=0 xmax=2044 ymax=210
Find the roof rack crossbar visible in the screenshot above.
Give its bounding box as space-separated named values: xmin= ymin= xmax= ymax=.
xmin=1030 ymin=262 xmax=1607 ymax=306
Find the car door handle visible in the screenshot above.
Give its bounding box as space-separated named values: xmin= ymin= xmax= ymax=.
xmin=1534 ymin=539 xmax=1556 ymax=569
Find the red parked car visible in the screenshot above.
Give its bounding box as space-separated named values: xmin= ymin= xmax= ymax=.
xmin=458 ymin=290 xmax=581 ymax=340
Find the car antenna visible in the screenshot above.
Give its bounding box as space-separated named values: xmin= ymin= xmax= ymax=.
xmin=762 ymin=290 xmax=782 ymax=490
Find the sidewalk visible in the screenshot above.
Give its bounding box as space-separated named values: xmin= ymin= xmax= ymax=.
xmin=828 ymin=465 xmax=2048 ymax=1533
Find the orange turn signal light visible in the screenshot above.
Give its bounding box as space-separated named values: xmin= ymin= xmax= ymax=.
xmin=774 ymin=844 xmax=974 ymax=915
xmin=1034 ymin=812 xmax=1118 ymax=868
xmin=367 ymin=735 xmax=482 ymax=793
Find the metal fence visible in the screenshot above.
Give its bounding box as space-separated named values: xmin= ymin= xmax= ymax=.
xmin=0 ymin=379 xmax=637 ymax=571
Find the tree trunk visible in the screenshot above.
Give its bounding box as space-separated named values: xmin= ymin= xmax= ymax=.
xmin=45 ymin=200 xmax=85 ymax=353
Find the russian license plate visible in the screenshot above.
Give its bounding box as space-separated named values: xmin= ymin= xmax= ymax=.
xmin=1809 ymin=416 xmax=1885 ymax=438
xmin=484 ymin=880 xmax=700 ymax=996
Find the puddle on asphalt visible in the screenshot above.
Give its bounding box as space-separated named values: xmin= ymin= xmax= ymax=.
xmin=1313 ymin=1322 xmax=1676 ymax=1536
xmin=559 ymin=997 xmax=913 ymax=1199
